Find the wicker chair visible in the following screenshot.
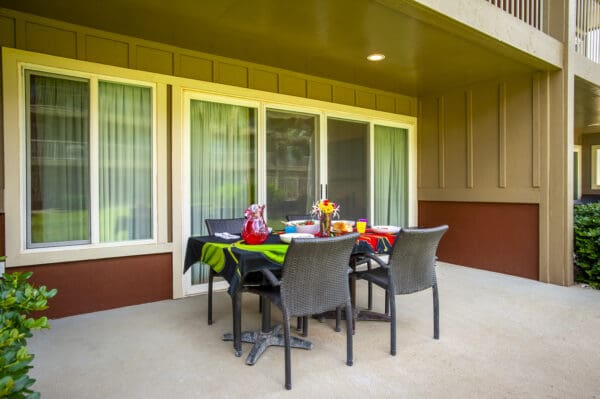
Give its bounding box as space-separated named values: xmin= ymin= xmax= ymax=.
xmin=250 ymin=233 xmax=359 ymax=390
xmin=352 ymin=225 xmax=448 ymax=355
xmin=204 ymin=218 xmax=245 ymax=325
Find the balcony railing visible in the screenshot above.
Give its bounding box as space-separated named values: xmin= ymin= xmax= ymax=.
xmin=576 ymin=0 xmax=600 ymax=63
xmin=485 ymin=0 xmax=544 ymax=31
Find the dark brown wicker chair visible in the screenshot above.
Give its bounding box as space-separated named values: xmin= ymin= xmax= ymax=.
xmin=204 ymin=218 xmax=245 ymax=325
xmin=352 ymin=225 xmax=448 ymax=355
xmin=250 ymin=233 xmax=359 ymax=390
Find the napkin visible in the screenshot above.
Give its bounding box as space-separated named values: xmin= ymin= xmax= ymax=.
xmin=215 ymin=232 xmax=240 ymax=240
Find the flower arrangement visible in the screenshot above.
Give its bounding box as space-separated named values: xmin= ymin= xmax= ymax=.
xmin=311 ymin=199 xmax=339 ymax=236
xmin=311 ymin=199 xmax=340 ymax=218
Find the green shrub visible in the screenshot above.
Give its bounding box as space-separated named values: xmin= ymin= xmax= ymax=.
xmin=574 ymin=203 xmax=600 ymax=288
xmin=0 ymin=272 xmax=57 ymax=398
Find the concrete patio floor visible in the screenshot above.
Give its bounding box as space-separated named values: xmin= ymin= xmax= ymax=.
xmin=29 ymin=263 xmax=600 ymax=398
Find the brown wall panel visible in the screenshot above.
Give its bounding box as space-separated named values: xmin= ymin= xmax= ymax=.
xmin=85 ymin=35 xmax=129 ymax=68
xmin=216 ymin=62 xmax=248 ymax=88
xmin=376 ymin=94 xmax=395 ymax=113
xmin=136 ymin=45 xmax=173 ymax=75
xmin=25 ymin=22 xmax=77 ymax=58
xmin=333 ymin=86 xmax=355 ymax=105
xmin=443 ymin=90 xmax=467 ymax=188
xmin=179 ymin=54 xmax=213 ymax=82
xmin=419 ymin=201 xmax=539 ymax=280
xmin=10 ymin=253 xmax=173 ymax=319
xmin=249 ymin=69 xmax=278 ymax=92
xmin=307 ymin=80 xmax=332 ymax=102
xmin=0 ymin=15 xmax=16 ymax=47
xmin=419 ymin=96 xmax=440 ymax=188
xmin=356 ymin=91 xmax=376 ymax=109
xmin=280 ymin=75 xmax=307 ymax=97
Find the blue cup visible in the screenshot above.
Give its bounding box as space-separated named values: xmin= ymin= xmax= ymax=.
xmin=284 ymin=225 xmax=297 ymax=233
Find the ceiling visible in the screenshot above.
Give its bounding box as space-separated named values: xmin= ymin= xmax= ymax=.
xmin=575 ymin=77 xmax=600 ymax=132
xmin=0 ymin=0 xmax=556 ymax=96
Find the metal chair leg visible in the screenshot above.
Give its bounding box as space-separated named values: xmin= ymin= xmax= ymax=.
xmin=283 ymin=315 xmax=292 ymax=390
xmin=433 ymin=283 xmax=440 ymax=339
xmin=302 ymin=316 xmax=308 ymax=337
xmin=345 ymin=302 xmax=353 ymax=366
xmin=389 ymin=289 xmax=396 ymax=356
xmin=384 ymin=290 xmax=390 ymax=316
xmin=208 ymin=270 xmax=214 ymax=325
xmin=335 ymin=307 xmax=341 ymax=332
xmin=367 ymin=262 xmax=373 ymax=310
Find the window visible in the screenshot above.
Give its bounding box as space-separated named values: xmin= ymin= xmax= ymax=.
xmin=24 ymin=70 xmax=154 ymax=249
xmin=591 ymin=145 xmax=600 ymax=190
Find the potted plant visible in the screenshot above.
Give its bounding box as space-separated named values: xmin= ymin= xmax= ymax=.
xmin=0 ymin=271 xmax=57 ymax=398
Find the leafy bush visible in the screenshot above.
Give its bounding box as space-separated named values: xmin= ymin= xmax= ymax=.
xmin=0 ymin=272 xmax=57 ymax=398
xmin=574 ymin=203 xmax=600 ymax=288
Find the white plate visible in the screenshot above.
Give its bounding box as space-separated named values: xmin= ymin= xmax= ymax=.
xmin=279 ymin=233 xmax=314 ymax=243
xmin=371 ymin=225 xmax=401 ymax=234
xmin=285 ymin=220 xmax=318 ymax=226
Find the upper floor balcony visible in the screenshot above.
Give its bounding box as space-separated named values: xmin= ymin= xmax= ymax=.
xmin=576 ymin=0 xmax=600 ymax=64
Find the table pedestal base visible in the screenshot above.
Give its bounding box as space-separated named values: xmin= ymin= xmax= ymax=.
xmin=314 ymin=308 xmax=391 ymax=325
xmin=223 ymin=324 xmax=313 ymax=365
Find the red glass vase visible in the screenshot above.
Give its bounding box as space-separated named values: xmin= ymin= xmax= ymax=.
xmin=241 ymin=204 xmax=269 ymax=245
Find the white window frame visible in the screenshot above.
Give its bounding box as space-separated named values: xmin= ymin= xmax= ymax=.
xmin=591 ymin=145 xmax=600 ymax=190
xmin=3 ymin=48 xmax=171 ymax=267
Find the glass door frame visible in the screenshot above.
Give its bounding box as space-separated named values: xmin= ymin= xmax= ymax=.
xmin=181 ymin=90 xmax=261 ymax=295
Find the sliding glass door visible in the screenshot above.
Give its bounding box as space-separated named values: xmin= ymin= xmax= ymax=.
xmin=266 ymin=109 xmax=318 ymax=227
xmin=188 ymin=99 xmax=257 ymax=286
xmin=182 ymin=94 xmax=412 ymax=293
xmin=373 ymin=125 xmax=409 ymax=227
xmin=326 ymin=118 xmax=369 ymax=220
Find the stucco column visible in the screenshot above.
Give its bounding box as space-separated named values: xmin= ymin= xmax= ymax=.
xmin=539 ymin=0 xmax=574 ymax=285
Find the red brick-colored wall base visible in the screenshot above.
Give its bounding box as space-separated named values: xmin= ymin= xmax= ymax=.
xmin=418 ymin=201 xmax=539 ymax=280
xmin=10 ymin=253 xmax=173 ymax=319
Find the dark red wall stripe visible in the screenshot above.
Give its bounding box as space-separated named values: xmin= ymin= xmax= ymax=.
xmin=418 ymin=201 xmax=539 ymax=280
xmin=10 ymin=253 xmax=173 ymax=319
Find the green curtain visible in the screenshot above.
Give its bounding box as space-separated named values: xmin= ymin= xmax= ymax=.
xmin=373 ymin=125 xmax=408 ymax=227
xmin=189 ymin=100 xmax=256 ymax=284
xmin=98 ymin=81 xmax=152 ymax=242
xmin=27 ymin=73 xmax=90 ymax=246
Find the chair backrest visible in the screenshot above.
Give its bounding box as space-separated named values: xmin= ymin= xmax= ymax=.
xmin=286 ymin=214 xmax=312 ymax=221
xmin=387 ymin=225 xmax=448 ymax=295
xmin=280 ymin=233 xmax=359 ymax=317
xmin=205 ymin=218 xmax=245 ymax=236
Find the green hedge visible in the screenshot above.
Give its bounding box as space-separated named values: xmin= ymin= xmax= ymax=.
xmin=574 ymin=203 xmax=600 ymax=288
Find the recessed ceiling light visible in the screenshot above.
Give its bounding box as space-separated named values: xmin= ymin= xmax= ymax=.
xmin=367 ymin=53 xmax=385 ymax=61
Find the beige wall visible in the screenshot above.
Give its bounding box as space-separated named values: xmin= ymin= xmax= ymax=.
xmin=418 ymin=71 xmax=573 ymax=285
xmin=418 ymin=74 xmax=540 ymax=204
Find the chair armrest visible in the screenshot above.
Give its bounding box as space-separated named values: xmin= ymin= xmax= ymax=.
xmin=358 ymin=253 xmax=388 ymax=268
xmin=261 ymin=269 xmax=281 ymax=286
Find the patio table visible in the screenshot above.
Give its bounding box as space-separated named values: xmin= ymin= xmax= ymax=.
xmin=183 ymin=230 xmax=397 ymax=363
